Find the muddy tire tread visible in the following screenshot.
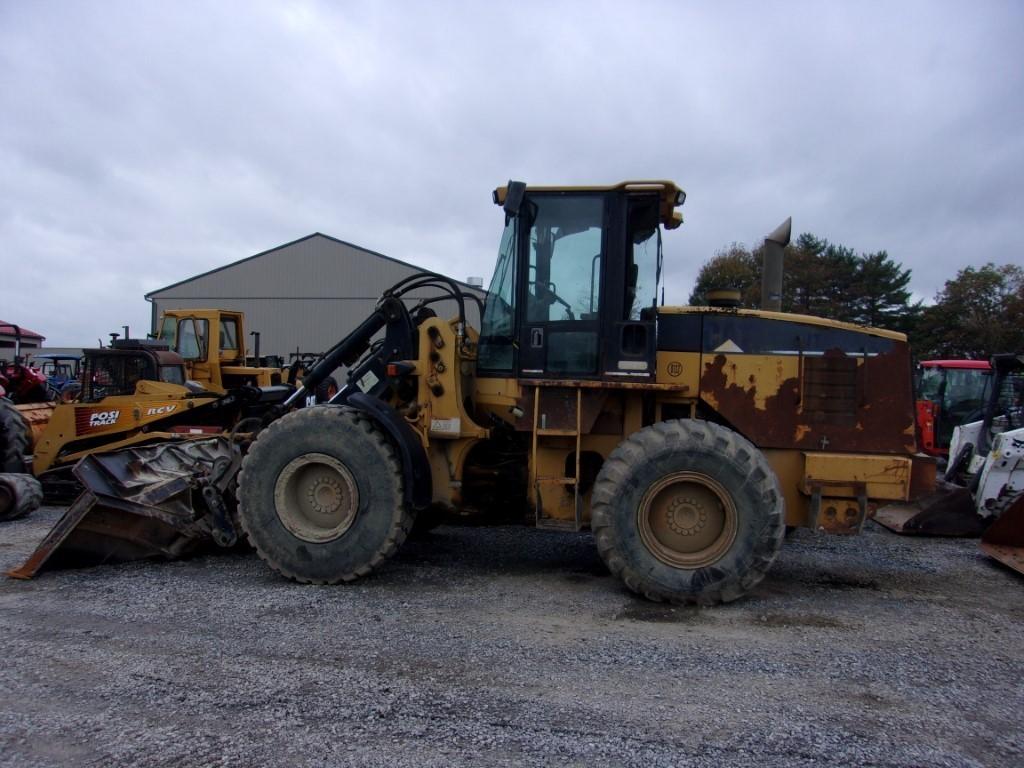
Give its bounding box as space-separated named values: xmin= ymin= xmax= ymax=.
xmin=237 ymin=406 xmax=412 ymax=585
xmin=591 ymin=419 xmax=784 ymax=606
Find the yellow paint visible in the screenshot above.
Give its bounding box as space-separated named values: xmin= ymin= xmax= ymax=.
xmin=763 ymin=449 xmax=808 ymax=527
xmin=654 ymin=351 xmax=700 ymax=393
xmin=658 ymin=305 xmax=907 ymax=341
xmin=30 ymin=383 xmax=217 ymax=474
xmin=801 ymin=452 xmax=912 ymax=501
xmin=160 ymin=309 xmax=284 ymax=391
xmin=492 ymin=180 xmax=685 ymax=228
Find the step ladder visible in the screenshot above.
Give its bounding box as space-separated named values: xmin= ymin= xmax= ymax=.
xmin=530 ymin=386 xmax=583 ymax=531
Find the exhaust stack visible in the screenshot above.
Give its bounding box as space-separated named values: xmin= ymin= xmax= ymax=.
xmin=761 ymin=217 xmax=792 ymax=312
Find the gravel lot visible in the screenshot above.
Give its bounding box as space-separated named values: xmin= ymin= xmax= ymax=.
xmin=0 ymin=506 xmax=1021 ymax=768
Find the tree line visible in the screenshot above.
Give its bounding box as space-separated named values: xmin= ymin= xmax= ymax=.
xmin=688 ymin=233 xmax=1024 ymax=359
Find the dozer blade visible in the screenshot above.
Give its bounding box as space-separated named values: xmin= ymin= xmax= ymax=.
xmin=980 ymin=495 xmax=1024 ymax=576
xmin=873 ymin=482 xmax=985 ymax=537
xmin=7 ymin=437 xmax=240 ymax=579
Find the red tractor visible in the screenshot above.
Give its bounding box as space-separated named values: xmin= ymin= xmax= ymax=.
xmin=0 ymin=324 xmax=51 ymax=404
xmin=916 ymin=360 xmax=991 ymax=457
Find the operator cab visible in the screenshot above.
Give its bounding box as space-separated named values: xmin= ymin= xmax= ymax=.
xmin=479 ymin=180 xmax=684 ymax=380
xmin=157 ymin=311 xmax=244 ymax=364
xmin=80 ymin=341 xmax=187 ymax=402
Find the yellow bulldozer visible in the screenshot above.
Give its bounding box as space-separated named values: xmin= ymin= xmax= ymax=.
xmin=155 ymin=308 xmax=339 ymax=401
xmin=11 ymin=180 xmax=942 ymax=604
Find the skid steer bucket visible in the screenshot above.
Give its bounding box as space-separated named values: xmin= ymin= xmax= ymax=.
xmin=873 ymin=481 xmax=985 ymax=537
xmin=980 ymin=495 xmax=1024 ymax=576
xmin=7 ymin=437 xmax=240 ymax=579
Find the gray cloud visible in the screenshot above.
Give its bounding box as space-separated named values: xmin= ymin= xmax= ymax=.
xmin=1 ymin=1 xmax=1021 ymax=344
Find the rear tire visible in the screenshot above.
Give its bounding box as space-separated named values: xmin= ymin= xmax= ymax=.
xmin=0 ymin=473 xmax=42 ymax=521
xmin=0 ymin=398 xmax=29 ymax=473
xmin=237 ymin=406 xmax=413 ymax=584
xmin=591 ymin=419 xmax=784 ymax=605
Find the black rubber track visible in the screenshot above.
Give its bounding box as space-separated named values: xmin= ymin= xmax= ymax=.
xmin=591 ymin=419 xmax=785 ymax=606
xmin=0 ymin=398 xmax=29 ymax=474
xmin=236 ymin=405 xmax=414 ymax=584
xmin=0 ymin=473 xmax=43 ymax=521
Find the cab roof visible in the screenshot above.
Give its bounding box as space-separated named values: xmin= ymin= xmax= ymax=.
xmin=492 ymin=180 xmax=686 ymax=228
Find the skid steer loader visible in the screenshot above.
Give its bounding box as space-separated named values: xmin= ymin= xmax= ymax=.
xmin=13 ymin=180 xmax=931 ymax=604
xmin=877 ymin=354 xmax=1024 ymax=575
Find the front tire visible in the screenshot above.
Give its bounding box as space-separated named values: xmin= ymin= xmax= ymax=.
xmin=237 ymin=406 xmax=413 ymax=584
xmin=591 ymin=419 xmax=784 ymax=605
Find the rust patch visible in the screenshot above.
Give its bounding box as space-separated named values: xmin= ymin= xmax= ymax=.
xmin=700 ymin=345 xmax=916 ymax=454
xmin=514 ymin=387 xmax=609 ymax=433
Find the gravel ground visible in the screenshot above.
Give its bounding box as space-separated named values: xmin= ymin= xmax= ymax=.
xmin=0 ymin=507 xmax=1021 ymax=768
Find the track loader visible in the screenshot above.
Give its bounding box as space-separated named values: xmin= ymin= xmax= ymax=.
xmin=0 ymin=336 xmax=289 ymax=522
xmin=13 ymin=180 xmax=932 ymax=604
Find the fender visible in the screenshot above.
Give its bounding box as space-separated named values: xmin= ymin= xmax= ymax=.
xmin=346 ymin=392 xmax=432 ymax=510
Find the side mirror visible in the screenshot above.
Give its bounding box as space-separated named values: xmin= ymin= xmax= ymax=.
xmin=503 ymin=180 xmax=527 ymax=217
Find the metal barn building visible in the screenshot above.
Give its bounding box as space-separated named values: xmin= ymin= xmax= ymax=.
xmin=145 ymin=233 xmax=484 ymax=360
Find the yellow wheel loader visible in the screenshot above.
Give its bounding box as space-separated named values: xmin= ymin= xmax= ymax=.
xmin=13 ymin=180 xmax=932 ymax=604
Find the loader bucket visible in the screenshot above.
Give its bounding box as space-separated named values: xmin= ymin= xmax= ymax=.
xmin=872 ymin=481 xmax=985 ymax=537
xmin=7 ymin=437 xmax=240 ymax=579
xmin=980 ymin=495 xmax=1024 ymax=576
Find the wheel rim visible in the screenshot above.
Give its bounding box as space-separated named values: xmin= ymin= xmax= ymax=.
xmin=637 ymin=471 xmax=738 ymax=568
xmin=273 ymin=453 xmax=359 ymax=543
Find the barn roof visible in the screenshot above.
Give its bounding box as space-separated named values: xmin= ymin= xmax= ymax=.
xmin=145 ymin=232 xmax=482 ymax=299
xmin=0 ymin=321 xmax=45 ymax=340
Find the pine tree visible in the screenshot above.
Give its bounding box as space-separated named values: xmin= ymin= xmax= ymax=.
xmin=691 ymin=233 xmax=921 ymax=333
xmin=851 ymin=250 xmax=920 ymax=332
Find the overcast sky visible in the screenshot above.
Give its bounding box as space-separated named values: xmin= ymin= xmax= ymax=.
xmin=1 ymin=1 xmax=1021 ymax=345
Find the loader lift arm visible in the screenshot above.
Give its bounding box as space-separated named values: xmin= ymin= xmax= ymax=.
xmin=281 ymin=273 xmax=478 ymax=510
xmin=287 ymin=272 xmax=470 ymax=408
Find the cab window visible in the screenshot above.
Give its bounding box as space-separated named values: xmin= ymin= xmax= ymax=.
xmin=526 ymin=196 xmax=604 ymax=323
xmin=158 ymin=316 xmax=177 ymax=347
xmin=177 ymin=318 xmax=207 ymax=360
xmin=626 ymin=195 xmax=662 ymax=320
xmin=219 ymin=318 xmax=239 ymax=351
xmin=159 ymin=365 xmax=185 ymax=385
xmin=478 ymin=217 xmax=518 ymax=372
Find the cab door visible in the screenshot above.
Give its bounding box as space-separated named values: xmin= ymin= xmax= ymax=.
xmin=517 ymin=194 xmax=606 ymax=378
xmin=598 ymin=193 xmax=661 ymax=379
